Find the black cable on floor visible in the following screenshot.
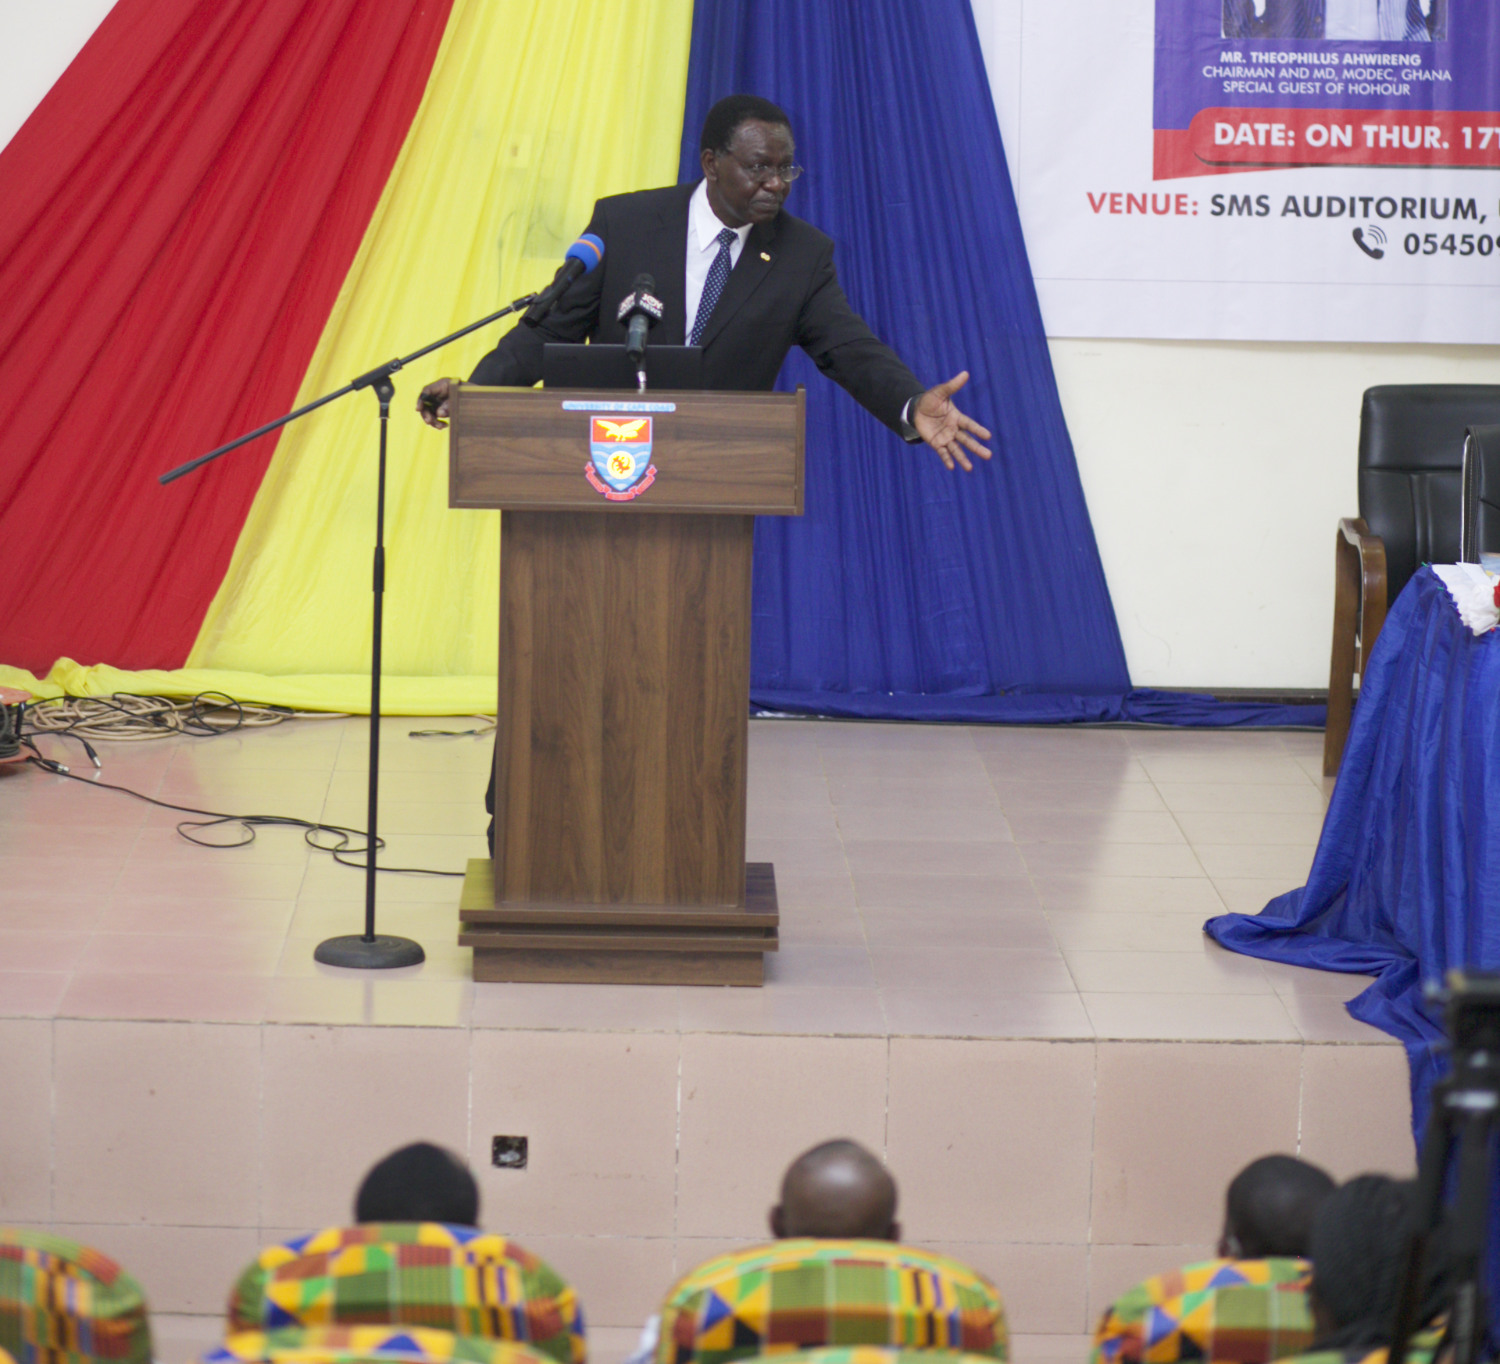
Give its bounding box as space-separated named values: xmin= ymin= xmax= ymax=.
xmin=20 ymin=747 xmax=465 ymax=877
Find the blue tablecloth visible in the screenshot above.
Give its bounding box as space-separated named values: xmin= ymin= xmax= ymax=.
xmin=1206 ymin=566 xmax=1500 ymax=1138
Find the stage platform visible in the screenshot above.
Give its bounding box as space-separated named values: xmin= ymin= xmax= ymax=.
xmin=0 ymin=716 xmax=1415 ymax=1364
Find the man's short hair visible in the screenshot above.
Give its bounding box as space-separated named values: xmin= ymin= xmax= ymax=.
xmin=1224 ymin=1154 xmax=1336 ymax=1258
xmin=354 ymin=1142 xmax=479 ymax=1227
xmin=1307 ymin=1175 xmax=1412 ymax=1341
xmin=700 ymin=94 xmax=793 ymax=154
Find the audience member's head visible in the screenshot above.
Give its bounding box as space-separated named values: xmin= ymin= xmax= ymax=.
xmin=1218 ymin=1154 xmax=1336 ymax=1259
xmin=354 ymin=1142 xmax=479 ymax=1227
xmin=769 ymin=1139 xmax=899 ymax=1241
xmin=1306 ymin=1174 xmax=1414 ymax=1349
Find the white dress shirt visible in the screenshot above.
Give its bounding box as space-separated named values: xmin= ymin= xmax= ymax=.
xmin=685 ymin=179 xmax=752 ymax=337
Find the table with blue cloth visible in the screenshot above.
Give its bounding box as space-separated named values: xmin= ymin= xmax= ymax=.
xmin=1206 ymin=565 xmax=1500 ymax=1137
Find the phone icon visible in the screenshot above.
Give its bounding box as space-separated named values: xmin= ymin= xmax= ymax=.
xmin=1353 ymin=226 xmax=1386 ymax=259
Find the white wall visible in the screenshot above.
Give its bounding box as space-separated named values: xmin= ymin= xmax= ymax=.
xmin=1054 ymin=339 xmax=1499 ymax=687
xmin=970 ymin=0 xmax=1500 ymax=689
xmin=7 ymin=2 xmax=1496 ymax=690
xmin=0 ymin=1 xmax=117 ymax=149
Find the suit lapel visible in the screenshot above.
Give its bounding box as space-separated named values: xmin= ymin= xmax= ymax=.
xmin=642 ymin=184 xmax=692 ymax=346
xmin=696 ymin=216 xmax=778 ymax=351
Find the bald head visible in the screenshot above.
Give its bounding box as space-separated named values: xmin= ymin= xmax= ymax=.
xmin=769 ymin=1140 xmax=899 ymax=1241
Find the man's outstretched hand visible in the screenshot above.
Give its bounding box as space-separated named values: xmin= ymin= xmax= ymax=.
xmin=416 ymin=377 xmax=454 ymax=429
xmin=913 ymin=371 xmax=992 ymax=471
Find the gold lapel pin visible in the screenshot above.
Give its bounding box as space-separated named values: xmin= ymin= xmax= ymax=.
xmin=760 ymin=251 xmax=771 ymax=262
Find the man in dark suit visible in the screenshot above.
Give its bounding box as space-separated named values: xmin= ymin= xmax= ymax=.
xmin=421 ymin=95 xmax=991 ymax=852
xmin=418 ymin=94 xmax=991 ymax=471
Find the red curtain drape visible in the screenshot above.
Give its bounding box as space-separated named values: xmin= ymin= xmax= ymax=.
xmin=0 ymin=0 xmax=453 ymax=673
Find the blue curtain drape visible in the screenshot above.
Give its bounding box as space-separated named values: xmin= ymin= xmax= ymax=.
xmin=679 ymin=0 xmax=1132 ymax=707
xmin=1206 ymin=567 xmax=1500 ymax=1333
xmin=1207 ymin=568 xmax=1500 ymax=1132
xmin=677 ymin=0 xmax=1323 ymax=729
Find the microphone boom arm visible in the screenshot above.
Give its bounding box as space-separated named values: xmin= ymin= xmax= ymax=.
xmin=158 ymin=290 xmax=537 ymax=485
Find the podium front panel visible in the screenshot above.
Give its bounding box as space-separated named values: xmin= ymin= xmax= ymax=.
xmin=492 ymin=509 xmax=752 ymax=907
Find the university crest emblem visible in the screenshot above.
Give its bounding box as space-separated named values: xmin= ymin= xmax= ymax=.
xmin=586 ymin=416 xmax=656 ymax=500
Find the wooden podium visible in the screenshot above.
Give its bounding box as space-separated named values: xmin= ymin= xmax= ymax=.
xmin=448 ymin=384 xmax=804 ymax=985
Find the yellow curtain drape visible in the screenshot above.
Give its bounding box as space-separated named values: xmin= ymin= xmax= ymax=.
xmin=1 ymin=0 xmax=693 ymax=714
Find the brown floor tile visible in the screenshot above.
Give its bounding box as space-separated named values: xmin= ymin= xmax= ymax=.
xmin=1092 ymin=1041 xmax=1301 ymax=1244
xmin=889 ymin=1039 xmax=1094 ymax=1242
xmin=1063 ymin=947 xmax=1272 ymax=995
xmin=1008 ymin=810 xmax=1186 ymax=846
xmin=870 ymin=946 xmax=1075 ymax=993
xmin=470 ymin=1031 xmax=680 ymax=1237
xmin=0 ymin=1019 xmax=53 ymax=1221
xmin=859 ymin=905 xmax=1053 ymax=952
xmin=835 ymin=804 xmax=1014 ymax=842
xmin=1021 ymin=843 xmax=1204 ymax=880
xmin=853 ymin=870 xmax=1033 ymax=911
xmin=991 ymin=781 xmax=1167 ymax=813
xmin=677 ymin=1034 xmax=887 ymax=1238
xmin=1082 ymin=991 xmax=1300 ymax=1041
xmin=261 ymin=1023 xmax=470 ymax=1229
xmin=1282 ymin=993 xmax=1399 ymax=1044
xmin=1046 ymin=911 xmax=1214 ymax=954
xmin=678 ymin=984 xmax=886 ymax=1036
xmin=1301 ymin=1043 xmax=1417 ymax=1180
xmin=59 ymin=973 xmax=270 ymax=1023
xmin=843 ymin=841 xmax=1025 ymax=879
xmin=53 ymin=1020 xmax=261 ymax=1225
xmin=1033 ymin=876 xmax=1225 ymax=915
xmin=879 ymin=989 xmax=1094 ymax=1039
xmin=0 ymin=971 xmax=70 ymax=1018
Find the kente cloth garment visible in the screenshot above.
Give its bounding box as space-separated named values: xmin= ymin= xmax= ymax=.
xmin=203 ymin=1327 xmax=560 ymax=1364
xmin=655 ymin=1240 xmax=1008 ymax=1364
xmin=689 ymin=227 xmax=738 ymax=346
xmin=747 ymin=1350 xmax=1000 ymax=1364
xmin=225 ymin=1225 xmax=584 ymax=1364
xmin=0 ymin=1229 xmax=152 ymax=1364
xmin=1091 ymin=1258 xmax=1314 ymax=1364
xmin=1269 ymin=1321 xmax=1447 ymax=1364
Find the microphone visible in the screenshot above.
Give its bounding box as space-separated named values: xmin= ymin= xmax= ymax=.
xmin=618 ymin=273 xmax=664 ymax=371
xmin=522 ymin=232 xmax=605 ymax=326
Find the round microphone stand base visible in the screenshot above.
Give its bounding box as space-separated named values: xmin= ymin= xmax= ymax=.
xmin=314 ymin=934 xmax=426 ymax=970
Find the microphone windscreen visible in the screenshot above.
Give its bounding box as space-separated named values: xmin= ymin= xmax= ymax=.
xmin=633 ymin=272 xmax=656 ymax=294
xmin=565 ymin=233 xmax=605 ymax=273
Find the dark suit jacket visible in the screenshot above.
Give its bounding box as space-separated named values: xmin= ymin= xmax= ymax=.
xmin=468 ymin=181 xmax=924 ymax=435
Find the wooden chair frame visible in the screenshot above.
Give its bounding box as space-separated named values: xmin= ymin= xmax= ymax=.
xmin=1323 ymin=517 xmax=1388 ymax=777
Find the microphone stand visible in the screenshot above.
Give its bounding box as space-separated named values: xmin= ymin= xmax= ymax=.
xmin=159 ymin=292 xmax=538 ymax=968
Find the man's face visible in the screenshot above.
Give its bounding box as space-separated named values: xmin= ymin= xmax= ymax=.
xmin=702 ymin=119 xmax=795 ymax=228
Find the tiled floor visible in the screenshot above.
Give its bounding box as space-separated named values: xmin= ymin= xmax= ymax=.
xmin=0 ymin=717 xmax=1416 ymax=1364
xmin=2 ymin=715 xmax=1383 ymax=1038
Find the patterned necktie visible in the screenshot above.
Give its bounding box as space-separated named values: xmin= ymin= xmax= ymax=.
xmin=690 ymin=227 xmax=738 ymax=346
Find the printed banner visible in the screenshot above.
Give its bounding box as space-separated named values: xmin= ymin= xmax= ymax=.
xmin=1009 ymin=0 xmax=1500 ymax=341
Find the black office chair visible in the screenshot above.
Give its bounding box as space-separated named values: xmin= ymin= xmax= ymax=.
xmin=1461 ymin=424 xmax=1500 ymax=564
xmin=1325 ymin=387 xmax=1500 ymax=777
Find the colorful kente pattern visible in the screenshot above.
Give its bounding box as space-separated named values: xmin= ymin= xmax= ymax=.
xmin=225 ymin=1226 xmax=583 ymax=1364
xmin=655 ymin=1240 xmax=1008 ymax=1364
xmin=1092 ymin=1258 xmax=1314 ymax=1364
xmin=0 ymin=1229 xmax=152 ymax=1364
xmin=746 ymin=1349 xmax=1003 ymax=1364
xmin=1271 ymin=1321 xmax=1447 ymax=1364
xmin=203 ymin=1326 xmax=558 ymax=1364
